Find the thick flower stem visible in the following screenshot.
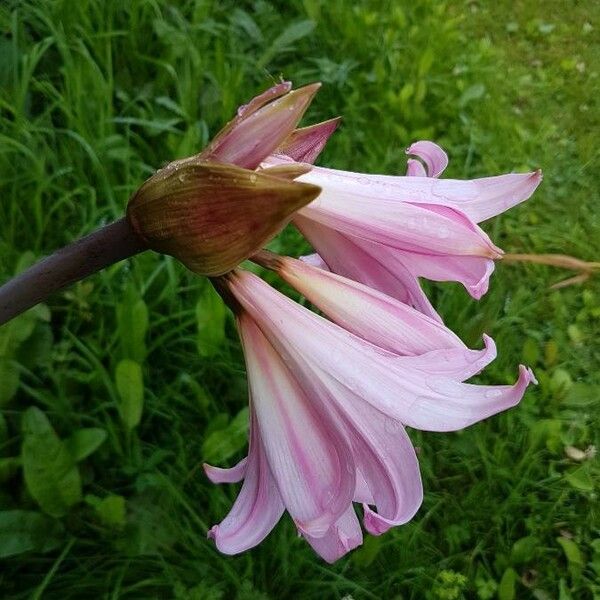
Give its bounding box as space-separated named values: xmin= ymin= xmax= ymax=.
xmin=0 ymin=217 xmax=146 ymax=326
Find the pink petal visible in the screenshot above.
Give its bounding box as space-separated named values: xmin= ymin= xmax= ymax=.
xmin=208 ymin=411 xmax=284 ymax=554
xmin=286 ymin=160 xmax=540 ymax=226
xmin=268 ymin=254 xmax=463 ymax=355
xmin=299 ymin=252 xmax=331 ymax=271
xmin=263 ymin=327 xmax=423 ymax=534
xmin=402 ymin=252 xmax=496 ymax=300
xmin=294 ymin=216 xmax=443 ymax=322
xmin=297 ymin=170 xmax=502 ymax=258
xmin=409 ymin=170 xmax=543 ymax=223
xmin=319 ymin=378 xmax=423 ymax=534
xmin=227 ymin=271 xmax=536 ymax=433
xmin=278 ymin=117 xmax=341 ymax=164
xmin=406 ymin=158 xmax=428 ymax=177
xmin=203 ymin=457 xmax=248 ymax=484
xmin=236 ymin=81 xmax=292 ymax=118
xmin=202 ymin=83 xmax=321 ymax=169
xmin=400 ymin=334 xmax=497 ymax=380
xmin=303 ymin=506 xmax=363 ymax=563
xmin=406 ymin=141 xmax=449 ymax=177
xmin=354 ymin=469 xmax=374 ymax=504
xmin=239 ymin=314 xmax=355 ymax=537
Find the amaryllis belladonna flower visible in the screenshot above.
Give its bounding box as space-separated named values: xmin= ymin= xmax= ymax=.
xmin=206 ymin=259 xmax=535 ymax=562
xmin=263 ymin=105 xmax=542 ymax=321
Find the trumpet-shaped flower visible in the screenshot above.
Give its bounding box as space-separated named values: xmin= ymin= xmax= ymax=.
xmin=263 ymin=116 xmax=541 ymax=319
xmin=205 ymin=268 xmax=535 ymax=561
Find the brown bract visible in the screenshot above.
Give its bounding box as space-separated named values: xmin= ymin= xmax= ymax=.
xmin=126 ymin=159 xmax=320 ymax=276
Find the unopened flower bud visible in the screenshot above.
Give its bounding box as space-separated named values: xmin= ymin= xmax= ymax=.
xmin=201 ymin=83 xmax=321 ymax=169
xmin=126 ymin=159 xmax=320 ymax=276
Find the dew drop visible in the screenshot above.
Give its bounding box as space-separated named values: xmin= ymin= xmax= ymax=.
xmin=485 ymin=389 xmax=503 ymax=399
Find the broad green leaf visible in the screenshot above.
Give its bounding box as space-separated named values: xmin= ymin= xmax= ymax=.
xmin=550 ymin=368 xmax=573 ymax=395
xmin=17 ymin=323 xmax=53 ymax=369
xmin=196 ymin=285 xmax=227 ymax=357
xmin=202 ymin=407 xmax=249 ymax=463
xmin=0 ymin=412 xmax=7 ymax=442
xmin=563 ymin=383 xmax=600 ymax=407
xmin=459 ymin=83 xmax=486 ymax=107
xmin=511 ymin=535 xmax=539 ymax=564
xmin=0 ymin=359 xmax=20 ymax=406
xmin=497 ymin=567 xmax=518 ymax=600
xmin=87 ymin=494 xmax=126 ymax=528
xmin=64 ymin=428 xmax=107 ymax=462
xmin=565 ymin=464 xmax=594 ymax=492
xmin=116 ymin=288 xmax=148 ymax=363
xmin=556 ymin=537 xmax=584 ymax=579
xmin=0 ymin=510 xmax=64 ymax=557
xmin=417 ymin=47 xmax=435 ymax=76
xmin=14 ymin=251 xmax=36 ymax=274
xmin=352 ymin=534 xmax=382 ymax=567
xmin=0 ymin=456 xmax=20 ymax=483
xmin=115 ymin=359 xmax=144 ymax=429
xmin=21 ymin=407 xmax=82 ymax=517
xmin=529 ymin=418 xmax=562 ymax=452
xmin=522 ymin=338 xmax=540 ymax=365
xmin=558 ymin=578 xmax=573 ymax=600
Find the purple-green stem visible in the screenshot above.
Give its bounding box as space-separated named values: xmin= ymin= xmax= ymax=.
xmin=0 ymin=218 xmax=146 ymax=326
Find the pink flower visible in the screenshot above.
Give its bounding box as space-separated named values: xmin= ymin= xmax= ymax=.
xmin=205 ymin=261 xmax=535 ymax=562
xmin=262 ymin=119 xmax=541 ymax=321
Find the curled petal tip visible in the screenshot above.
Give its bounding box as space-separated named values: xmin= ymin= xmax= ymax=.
xmin=405 ymin=140 xmax=449 ymax=177
xmin=203 ymin=457 xmax=248 ymax=484
xmin=522 ymin=364 xmax=538 ymax=386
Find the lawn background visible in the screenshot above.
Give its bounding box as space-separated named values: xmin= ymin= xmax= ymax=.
xmin=0 ymin=1 xmax=599 ymax=598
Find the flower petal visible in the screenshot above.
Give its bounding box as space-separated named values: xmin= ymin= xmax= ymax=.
xmin=299 ymin=252 xmax=330 ymax=271
xmin=314 ymin=376 xmax=423 ymax=534
xmin=239 ymin=313 xmax=355 ymax=537
xmin=278 ymin=117 xmax=341 ymax=164
xmin=303 ymin=506 xmax=363 ymax=563
xmin=297 ymin=169 xmax=501 ymax=258
xmin=203 ymin=457 xmax=248 ymax=484
xmin=406 ymin=141 xmax=449 ymax=177
xmin=236 ymin=81 xmax=292 ymax=118
xmin=203 ymin=83 xmax=321 ymax=169
xmin=402 ymin=251 xmax=496 ymax=300
xmin=260 ymin=252 xmax=463 ymax=355
xmin=284 ymin=160 xmax=540 ymax=226
xmin=399 ymin=334 xmax=497 ymax=380
xmin=294 ymin=215 xmax=443 ymax=322
xmin=406 ymin=158 xmax=428 ymax=177
xmin=227 ymin=271 xmax=536 ymax=433
xmin=428 ymin=170 xmax=543 ymax=222
xmin=208 ymin=411 xmax=284 ymax=554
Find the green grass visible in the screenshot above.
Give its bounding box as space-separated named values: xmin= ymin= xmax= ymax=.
xmin=1 ymin=0 xmax=599 ymax=598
